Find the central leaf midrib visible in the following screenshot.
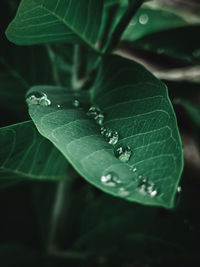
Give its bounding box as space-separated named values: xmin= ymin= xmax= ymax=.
xmin=38 ymin=3 xmax=98 ymax=52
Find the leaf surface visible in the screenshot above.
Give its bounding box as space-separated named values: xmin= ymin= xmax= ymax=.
xmin=0 ymin=121 xmax=67 ymax=184
xmin=6 ymin=0 xmax=103 ymax=50
xmin=27 ymin=55 xmax=183 ymax=208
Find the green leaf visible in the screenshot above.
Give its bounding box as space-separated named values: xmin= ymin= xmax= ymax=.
xmin=5 ymin=0 xmax=103 ymax=51
xmin=122 ymin=7 xmax=186 ymax=42
xmin=104 ymin=0 xmax=128 ymax=7
xmin=0 ymin=121 xmax=67 ymax=184
xmin=27 ymin=55 xmax=183 ymax=208
xmin=0 ymin=46 xmax=54 ymax=111
xmin=128 ymin=26 xmax=200 ymax=65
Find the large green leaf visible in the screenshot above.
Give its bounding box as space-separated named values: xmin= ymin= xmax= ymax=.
xmin=127 ymin=26 xmax=200 ymax=65
xmin=5 ymin=0 xmax=103 ymax=50
xmin=27 ymin=55 xmax=183 ymax=208
xmin=0 ymin=121 xmax=67 ymax=184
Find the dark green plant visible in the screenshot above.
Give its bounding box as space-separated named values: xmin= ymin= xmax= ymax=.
xmin=1 ymin=0 xmax=200 ymax=266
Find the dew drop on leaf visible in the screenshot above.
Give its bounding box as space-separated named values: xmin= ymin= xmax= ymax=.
xmin=177 ymin=186 xmax=182 ymax=193
xmin=137 ymin=177 xmax=158 ymax=197
xmin=114 ymin=145 xmax=132 ymax=163
xmin=87 ymin=105 xmax=104 ymax=125
xmin=118 ymin=187 xmax=130 ymax=197
xmin=100 ymin=127 xmax=119 ymax=145
xmin=130 ymin=166 xmax=137 ymax=172
xmin=26 ymin=92 xmax=51 ymax=106
xmin=101 ymin=171 xmax=121 ymax=187
xmin=139 ymin=14 xmax=149 ymax=25
xmin=73 ymin=99 xmax=80 ymax=107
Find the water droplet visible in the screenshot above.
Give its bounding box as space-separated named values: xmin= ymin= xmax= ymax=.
xmin=26 ymin=92 xmax=51 ymax=106
xmin=139 ymin=14 xmax=149 ymax=25
xmin=130 ymin=166 xmax=137 ymax=172
xmin=40 ymin=97 xmax=51 ymax=106
xmin=95 ymin=114 xmax=104 ymax=125
xmin=138 ymin=178 xmax=157 ymax=197
xmin=87 ymin=105 xmax=104 ymax=125
xmin=57 ymin=104 xmax=61 ymax=108
xmin=101 ymin=127 xmax=119 ymax=145
xmin=73 ymin=99 xmax=80 ymax=107
xmin=115 ymin=145 xmax=132 ymax=163
xmin=118 ymin=187 xmax=130 ymax=197
xmin=101 ymin=172 xmax=121 ymax=187
xmin=177 ymin=186 xmax=182 ymax=193
xmin=192 ymin=49 xmax=200 ymax=59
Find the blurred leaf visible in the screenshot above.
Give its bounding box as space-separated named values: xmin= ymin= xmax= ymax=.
xmin=127 ymin=25 xmax=200 ymax=65
xmin=174 ymin=98 xmax=200 ymax=128
xmin=6 ymin=0 xmax=103 ymax=51
xmin=122 ymin=7 xmax=186 ymax=42
xmin=27 ymin=55 xmax=183 ymax=208
xmin=0 ymin=45 xmax=54 ymax=111
xmin=0 ymin=121 xmax=68 ymax=186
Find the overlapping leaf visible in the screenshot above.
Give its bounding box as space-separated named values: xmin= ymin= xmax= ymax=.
xmin=27 ymin=55 xmax=183 ymax=208
xmin=0 ymin=121 xmax=67 ymax=184
xmin=6 ymin=0 xmax=103 ymax=50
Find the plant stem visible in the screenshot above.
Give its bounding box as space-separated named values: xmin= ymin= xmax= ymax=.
xmin=104 ymin=0 xmax=143 ymax=54
xmin=72 ymin=44 xmax=87 ymax=90
xmin=99 ymin=4 xmax=119 ymax=51
xmin=47 ymin=172 xmax=74 ymax=252
xmin=46 ymin=45 xmax=61 ymax=86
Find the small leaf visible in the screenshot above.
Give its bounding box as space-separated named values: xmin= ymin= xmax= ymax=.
xmin=27 ymin=55 xmax=183 ymax=208
xmin=6 ymin=0 xmax=103 ymax=50
xmin=0 ymin=121 xmax=67 ymax=184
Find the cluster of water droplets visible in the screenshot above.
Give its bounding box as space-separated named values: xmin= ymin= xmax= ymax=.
xmin=101 ymin=171 xmax=121 ymax=187
xmin=101 ymin=171 xmax=130 ymax=197
xmin=26 ymin=92 xmax=51 ymax=106
xmin=137 ymin=176 xmax=158 ymax=197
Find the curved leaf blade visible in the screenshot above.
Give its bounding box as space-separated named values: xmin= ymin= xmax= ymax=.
xmin=27 ymin=55 xmax=183 ymax=208
xmin=6 ymin=0 xmax=103 ymax=50
xmin=0 ymin=121 xmax=68 ymax=184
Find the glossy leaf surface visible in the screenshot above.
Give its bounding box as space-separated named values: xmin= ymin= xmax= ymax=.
xmin=6 ymin=0 xmax=103 ymax=50
xmin=27 ymin=55 xmax=183 ymax=208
